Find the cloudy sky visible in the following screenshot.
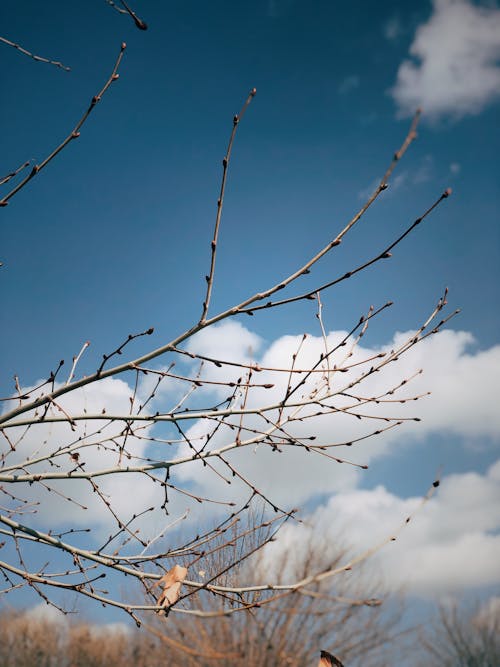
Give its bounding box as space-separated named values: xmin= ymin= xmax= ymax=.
xmin=1 ymin=0 xmax=499 ymax=630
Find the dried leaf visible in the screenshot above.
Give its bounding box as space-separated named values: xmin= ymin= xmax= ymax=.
xmin=156 ymin=564 xmax=187 ymax=608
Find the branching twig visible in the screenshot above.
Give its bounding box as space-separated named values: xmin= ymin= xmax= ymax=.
xmin=0 ymin=91 xmax=454 ymax=621
xmin=0 ymin=43 xmax=126 ymax=208
xmin=105 ymin=0 xmax=148 ymax=30
xmin=0 ymin=160 xmax=31 ymax=187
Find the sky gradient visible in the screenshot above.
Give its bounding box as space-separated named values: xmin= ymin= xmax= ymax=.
xmin=1 ymin=0 xmax=499 ymax=644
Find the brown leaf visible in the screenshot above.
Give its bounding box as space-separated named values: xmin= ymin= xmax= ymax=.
xmin=318 ymin=650 xmax=345 ymax=667
xmin=156 ymin=564 xmax=187 ymax=608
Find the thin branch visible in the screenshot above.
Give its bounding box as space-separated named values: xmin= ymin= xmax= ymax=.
xmin=200 ymin=88 xmax=257 ymax=323
xmin=0 ymin=114 xmax=434 ymax=426
xmin=65 ymin=341 xmax=90 ymax=386
xmin=0 ymin=160 xmax=31 ymax=187
xmin=239 ymin=187 xmax=452 ymax=314
xmin=0 ymin=35 xmax=71 ymax=71
xmin=0 ymin=43 xmax=127 ymax=208
xmin=105 ymin=0 xmax=148 ymax=30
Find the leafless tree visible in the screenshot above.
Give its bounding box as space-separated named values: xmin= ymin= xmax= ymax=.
xmin=0 ymin=604 xmax=349 ymax=666
xmin=0 ymin=8 xmax=454 ymax=625
xmin=0 ymin=606 xmax=159 ymax=667
xmin=139 ymin=515 xmax=408 ymax=667
xmin=420 ymin=599 xmax=500 ymax=667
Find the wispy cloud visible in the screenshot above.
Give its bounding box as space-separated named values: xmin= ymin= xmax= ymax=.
xmin=358 ymin=154 xmax=433 ymax=199
xmin=357 ymin=171 xmax=408 ymax=200
xmin=384 ymin=16 xmax=402 ymax=41
xmin=413 ymin=154 xmax=434 ymax=184
xmin=338 ymin=75 xmax=360 ymax=95
xmin=390 ymin=0 xmax=500 ymax=120
xmin=266 ymin=459 xmax=500 ymax=595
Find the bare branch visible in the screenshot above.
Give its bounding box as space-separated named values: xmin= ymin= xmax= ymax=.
xmin=0 ymin=42 xmax=454 ymax=622
xmin=105 ymin=0 xmax=148 ymax=30
xmin=200 ymin=88 xmax=257 ymax=323
xmin=0 ymin=43 xmax=126 ymax=208
xmin=0 ymin=35 xmax=71 ymax=71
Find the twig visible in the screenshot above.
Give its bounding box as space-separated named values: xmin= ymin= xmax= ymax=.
xmin=65 ymin=341 xmax=90 ymax=386
xmin=105 ymin=0 xmax=148 ymax=30
xmin=200 ymin=88 xmax=257 ymax=323
xmin=316 ymin=292 xmax=332 ymax=389
xmin=0 ymin=35 xmax=71 ymax=71
xmin=0 ymin=115 xmax=434 ymax=426
xmin=238 ymin=187 xmax=452 ymax=314
xmin=0 ymin=43 xmax=127 ymax=208
xmin=0 ymin=160 xmax=31 ymax=187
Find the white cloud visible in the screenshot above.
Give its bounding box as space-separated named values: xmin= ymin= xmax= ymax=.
xmin=2 ymin=318 xmax=499 ymax=612
xmin=391 ymin=330 xmax=500 ymax=440
xmin=23 ymin=603 xmax=130 ymax=635
xmin=2 ymin=377 xmax=166 ymax=537
xmin=390 ymin=0 xmax=500 ymax=120
xmin=264 ymin=459 xmax=500 ymax=596
xmin=186 ymin=320 xmax=262 ymax=374
xmin=24 ymin=602 xmax=68 ymax=626
xmin=4 ymin=323 xmax=499 ymax=551
xmin=173 ymin=323 xmax=500 ymax=513
xmin=88 ymin=621 xmax=130 ymax=637
xmin=450 ymin=161 xmax=461 ymax=174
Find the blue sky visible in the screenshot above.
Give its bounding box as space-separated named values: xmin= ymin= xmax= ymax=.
xmin=1 ymin=0 xmax=499 ymax=639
